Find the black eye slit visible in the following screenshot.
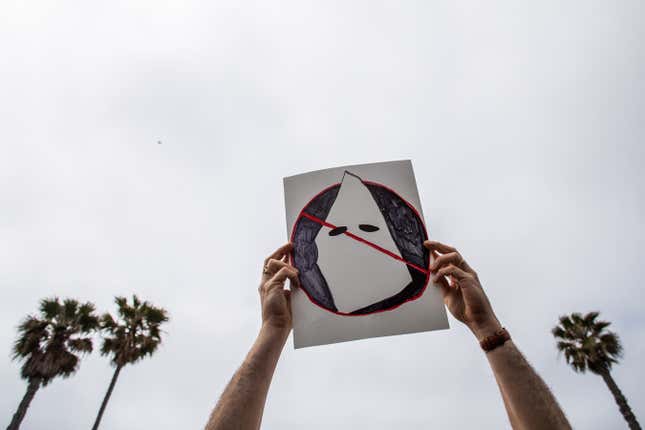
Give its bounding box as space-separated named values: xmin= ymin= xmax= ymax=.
xmin=329 ymin=226 xmax=348 ymax=236
xmin=358 ymin=224 xmax=379 ymax=232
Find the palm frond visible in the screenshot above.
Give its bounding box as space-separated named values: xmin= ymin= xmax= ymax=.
xmin=68 ymin=338 xmax=93 ymax=354
xmin=40 ymin=298 xmax=62 ymax=320
xmin=62 ymin=299 xmax=79 ymax=321
xmin=600 ymin=332 xmax=622 ymax=357
xmin=592 ymin=321 xmax=610 ymax=334
xmin=142 ymin=305 xmax=169 ymax=325
xmin=552 ymin=326 xmax=565 ymax=338
xmin=12 ymin=317 xmax=48 ymax=359
xmin=115 ymin=296 xmax=128 ymax=309
xmin=583 ymin=311 xmax=599 ymax=325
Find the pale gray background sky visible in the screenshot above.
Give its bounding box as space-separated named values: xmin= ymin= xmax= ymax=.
xmin=1 ymin=1 xmax=643 ymax=429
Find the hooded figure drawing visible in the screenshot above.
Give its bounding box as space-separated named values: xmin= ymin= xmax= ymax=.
xmin=291 ymin=171 xmax=429 ymax=316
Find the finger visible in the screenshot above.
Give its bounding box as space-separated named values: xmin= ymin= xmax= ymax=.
xmin=430 ymin=252 xmax=476 ymax=276
xmin=436 ymin=264 xmax=471 ymax=281
xmin=264 ymin=243 xmax=293 ymax=267
xmin=267 ymin=266 xmax=299 ymax=291
xmin=423 ymin=240 xmax=456 ymax=254
xmin=264 ymin=266 xmax=299 ymax=292
xmin=429 ymin=251 xmax=451 ymax=294
xmin=426 ymin=242 xmax=476 ymax=275
xmin=432 ymin=270 xmax=451 ymax=294
xmin=263 ymin=258 xmax=294 ymax=277
xmin=430 ymin=252 xmax=462 ymax=272
xmin=284 ymin=288 xmax=294 ymax=308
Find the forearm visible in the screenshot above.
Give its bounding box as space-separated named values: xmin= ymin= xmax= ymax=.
xmin=206 ymin=325 xmax=289 ymax=430
xmin=497 ymin=382 xmax=521 ymax=429
xmin=484 ymin=339 xmax=571 ymax=430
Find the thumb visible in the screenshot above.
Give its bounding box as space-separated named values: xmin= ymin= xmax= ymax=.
xmin=430 ymin=251 xmax=451 ymax=298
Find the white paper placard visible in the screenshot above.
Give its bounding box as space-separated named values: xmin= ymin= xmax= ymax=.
xmin=283 ymin=160 xmax=449 ymax=348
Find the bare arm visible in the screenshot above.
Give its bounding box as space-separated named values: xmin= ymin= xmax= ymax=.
xmin=206 ymin=325 xmax=288 ymax=430
xmin=425 ymin=240 xmax=571 ymax=430
xmin=205 ymin=243 xmax=297 ymax=430
xmin=485 ymin=340 xmax=570 ymax=429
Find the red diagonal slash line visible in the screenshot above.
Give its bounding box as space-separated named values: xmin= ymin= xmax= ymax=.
xmin=300 ymin=212 xmax=430 ymax=276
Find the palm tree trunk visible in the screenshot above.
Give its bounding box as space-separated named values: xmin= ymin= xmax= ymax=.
xmin=91 ymin=365 xmax=123 ymax=430
xmin=600 ymin=369 xmax=641 ymax=430
xmin=7 ymin=378 xmax=40 ymax=430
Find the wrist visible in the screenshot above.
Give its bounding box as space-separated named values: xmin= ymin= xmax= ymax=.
xmin=259 ymin=322 xmax=291 ymax=343
xmin=469 ymin=318 xmax=503 ymax=340
xmin=247 ymin=323 xmax=289 ymax=364
xmin=479 ymin=327 xmax=511 ymax=352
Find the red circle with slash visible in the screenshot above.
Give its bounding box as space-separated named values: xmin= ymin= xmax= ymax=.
xmin=290 ymin=180 xmax=430 ymax=316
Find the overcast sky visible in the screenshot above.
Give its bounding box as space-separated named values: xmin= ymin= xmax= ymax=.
xmin=1 ymin=1 xmax=644 ymax=429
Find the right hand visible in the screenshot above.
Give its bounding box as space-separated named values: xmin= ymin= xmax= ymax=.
xmin=424 ymin=240 xmax=502 ymax=339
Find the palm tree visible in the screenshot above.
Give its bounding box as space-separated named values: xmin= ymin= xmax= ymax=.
xmin=7 ymin=298 xmax=99 ymax=430
xmin=91 ymin=295 xmax=169 ymax=430
xmin=553 ymin=312 xmax=641 ymax=429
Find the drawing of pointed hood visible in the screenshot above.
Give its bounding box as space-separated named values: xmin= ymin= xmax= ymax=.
xmin=314 ymin=171 xmax=413 ymax=313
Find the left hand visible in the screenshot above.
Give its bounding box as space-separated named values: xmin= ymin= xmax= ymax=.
xmin=424 ymin=240 xmax=501 ymax=339
xmin=258 ymin=243 xmax=299 ymax=332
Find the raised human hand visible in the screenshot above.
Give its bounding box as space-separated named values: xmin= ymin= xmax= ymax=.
xmin=424 ymin=240 xmax=501 ymax=339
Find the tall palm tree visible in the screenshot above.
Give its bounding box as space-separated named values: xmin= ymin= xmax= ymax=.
xmin=553 ymin=311 xmax=641 ymax=429
xmin=7 ymin=298 xmax=99 ymax=430
xmin=91 ymin=295 xmax=169 ymax=430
